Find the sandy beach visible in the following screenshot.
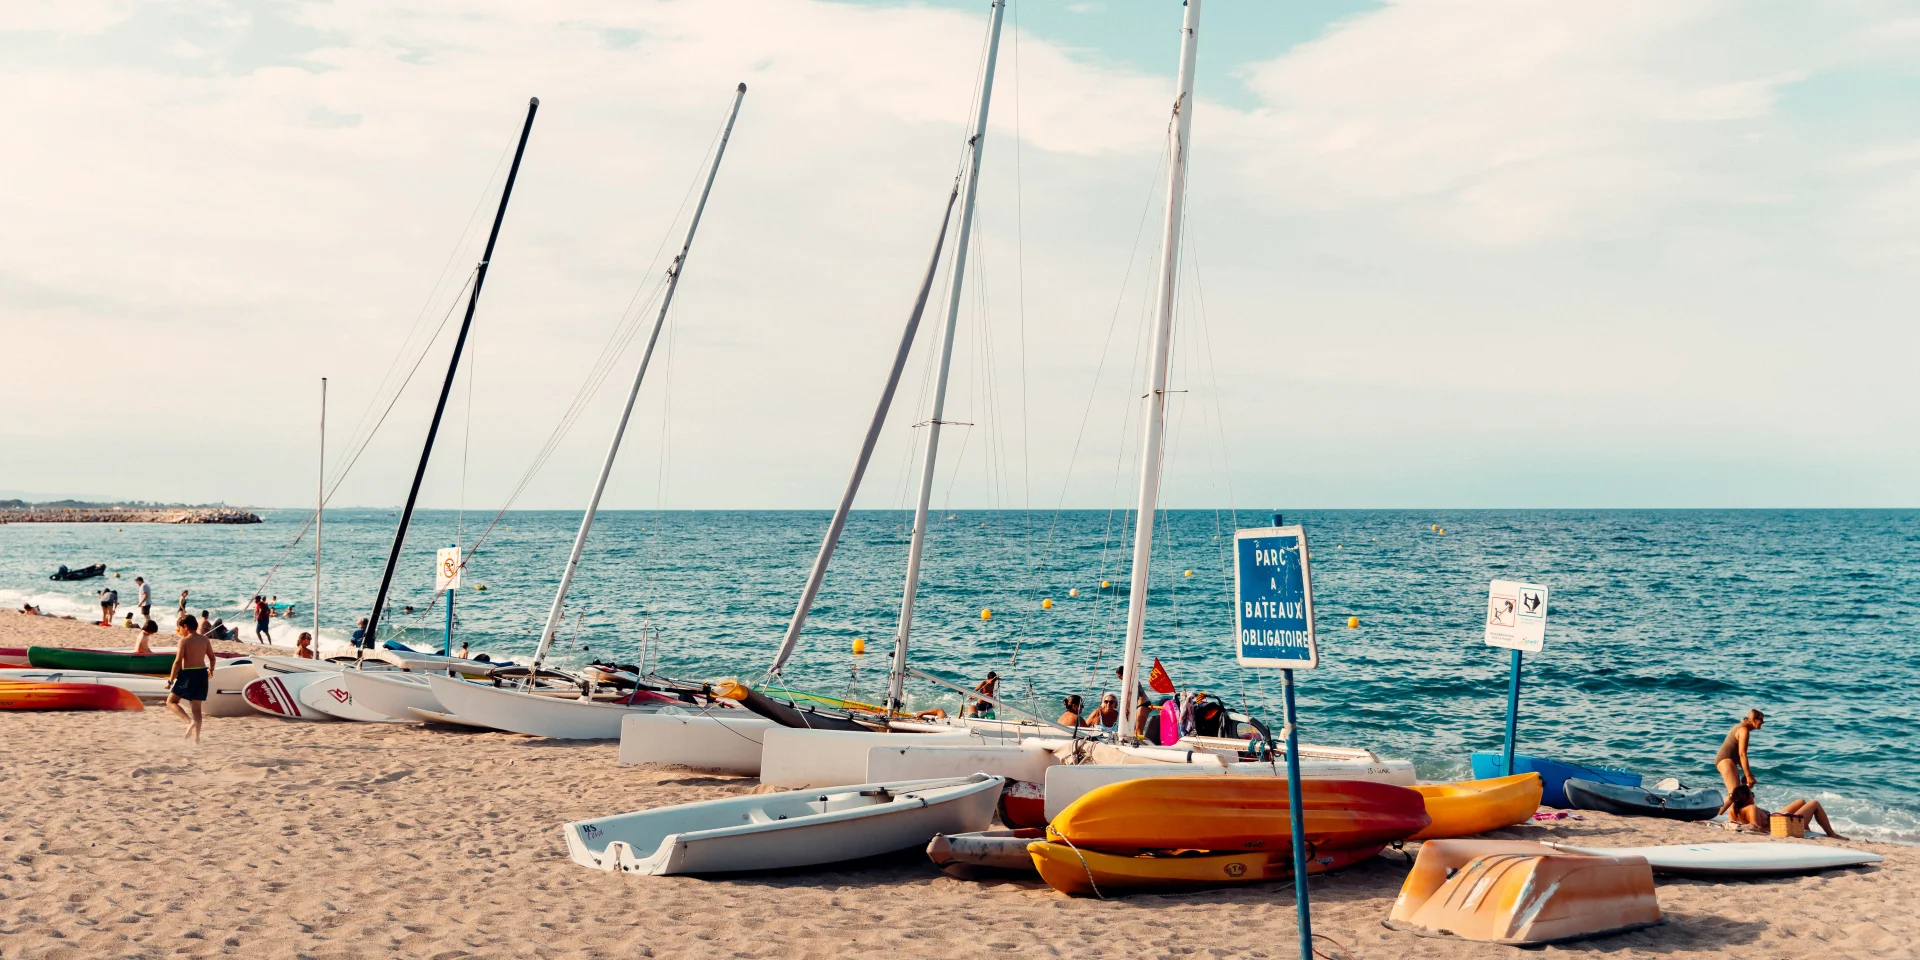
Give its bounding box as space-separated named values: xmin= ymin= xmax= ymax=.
xmin=3 ymin=611 xmax=1913 ymax=960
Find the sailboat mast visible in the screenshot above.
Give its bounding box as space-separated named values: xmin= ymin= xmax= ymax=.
xmin=1118 ymin=0 xmax=1201 ymax=739
xmin=361 ymin=97 xmax=540 ymax=656
xmin=315 ymin=377 xmax=325 ymax=653
xmin=527 ymin=83 xmax=749 ymax=677
xmin=888 ymin=0 xmax=1006 ymax=713
xmin=767 ymin=183 xmax=962 ymax=677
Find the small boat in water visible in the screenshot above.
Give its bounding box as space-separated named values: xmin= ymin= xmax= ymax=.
xmin=1471 ymin=752 xmax=1641 ymax=808
xmin=49 ymin=563 xmax=106 ymax=581
xmin=1564 ymin=777 xmax=1723 ymax=822
xmin=0 ymin=681 xmax=143 ymax=711
xmin=564 ymin=774 xmax=1004 ymax=876
xmin=1385 ymin=839 xmax=1661 ymax=946
xmin=1407 ymin=773 xmax=1543 ymax=840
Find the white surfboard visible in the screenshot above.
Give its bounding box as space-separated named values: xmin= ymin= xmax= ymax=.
xmin=297 ymin=672 xmax=408 ymax=722
xmin=1548 ymin=841 xmax=1883 ymax=877
xmin=242 ymin=672 xmax=338 ymax=720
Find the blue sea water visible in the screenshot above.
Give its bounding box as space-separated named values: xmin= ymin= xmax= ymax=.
xmin=4 ymin=508 xmax=1916 ymax=842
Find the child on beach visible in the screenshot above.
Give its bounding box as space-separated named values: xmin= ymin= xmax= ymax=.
xmin=296 ymin=632 xmax=314 ymax=659
xmin=135 ymin=619 xmax=158 ymax=655
xmin=165 ymin=615 xmax=213 ymax=744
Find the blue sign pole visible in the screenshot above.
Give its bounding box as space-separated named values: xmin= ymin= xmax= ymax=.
xmin=1281 ymin=667 xmax=1312 ymax=959
xmin=1502 ymin=649 xmax=1523 ymax=777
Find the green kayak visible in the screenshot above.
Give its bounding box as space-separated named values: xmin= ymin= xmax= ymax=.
xmin=27 ymin=647 xmax=177 ymax=675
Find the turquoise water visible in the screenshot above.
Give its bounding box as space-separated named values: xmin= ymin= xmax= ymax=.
xmin=4 ymin=508 xmax=1915 ymax=842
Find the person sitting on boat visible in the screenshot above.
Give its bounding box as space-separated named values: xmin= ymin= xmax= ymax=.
xmin=1719 ymin=784 xmax=1847 ymax=840
xmin=135 ymin=619 xmax=159 ymax=655
xmin=1091 ymin=693 xmax=1120 ymax=732
xmin=1715 ymin=709 xmax=1764 ymax=795
xmin=296 ymin=632 xmax=315 ymax=660
xmin=1058 ymin=694 xmax=1089 ymax=730
xmin=966 ymin=671 xmax=999 ymax=718
xmin=352 ymin=617 xmax=371 ymax=649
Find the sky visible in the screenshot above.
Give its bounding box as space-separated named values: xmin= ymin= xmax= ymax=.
xmin=1 ymin=0 xmax=1916 ymax=511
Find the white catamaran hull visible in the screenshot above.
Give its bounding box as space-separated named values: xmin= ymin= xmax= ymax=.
xmin=618 ymin=712 xmax=776 ymax=774
xmin=759 ymin=727 xmax=981 ymax=789
xmin=334 ymin=671 xmax=443 ymax=722
xmin=1042 ymin=756 xmax=1418 ymax=820
xmin=564 ymin=774 xmax=1005 ymax=876
xmin=425 ymin=674 xmax=665 ymax=739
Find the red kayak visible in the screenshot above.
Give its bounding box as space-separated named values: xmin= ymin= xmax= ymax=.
xmin=0 ymin=681 xmax=144 ymax=711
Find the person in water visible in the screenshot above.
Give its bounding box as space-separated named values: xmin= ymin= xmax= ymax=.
xmin=166 ymin=615 xmax=213 ymax=743
xmin=1715 ymin=709 xmax=1764 ymax=794
xmin=1719 ymin=784 xmax=1847 ymax=840
xmin=295 ymin=632 xmax=315 ymax=660
xmin=1058 ymin=694 xmax=1089 ymax=729
xmin=135 ymin=619 xmax=158 ymax=655
xmin=967 ymin=671 xmax=999 ymax=718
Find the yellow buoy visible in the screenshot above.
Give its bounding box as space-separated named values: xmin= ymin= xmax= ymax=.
xmin=980 ymin=608 xmax=992 ymax=621
xmin=1183 ymin=569 xmax=1193 ymax=578
xmin=1042 ymin=598 xmax=1054 ymax=609
xmin=1101 ymin=580 xmax=1111 ymax=589
xmin=475 ymin=585 xmax=487 ymax=591
xmin=1069 ymin=588 xmax=1080 ymax=598
xmin=851 ymin=637 xmax=867 ymax=655
xmin=1437 ymin=528 xmax=1445 ymax=535
xmin=1347 ymin=616 xmax=1359 ymax=629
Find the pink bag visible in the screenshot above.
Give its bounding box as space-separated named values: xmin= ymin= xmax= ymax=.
xmin=1158 ymin=699 xmax=1182 ymax=746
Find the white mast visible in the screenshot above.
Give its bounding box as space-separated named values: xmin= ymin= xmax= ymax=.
xmin=315 ymin=377 xmax=325 ymax=653
xmin=528 ymin=83 xmax=748 ymax=677
xmin=1118 ymin=0 xmax=1201 ymax=739
xmin=888 ymin=0 xmax=1007 ymax=713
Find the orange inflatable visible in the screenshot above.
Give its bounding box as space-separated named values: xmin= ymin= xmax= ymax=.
xmin=1048 ymin=776 xmax=1429 ymax=854
xmin=0 ymin=681 xmax=144 ymax=711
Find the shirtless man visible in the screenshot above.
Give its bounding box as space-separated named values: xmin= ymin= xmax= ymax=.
xmin=1715 ymin=709 xmax=1764 ymax=794
xmin=166 ymin=614 xmax=214 ymax=743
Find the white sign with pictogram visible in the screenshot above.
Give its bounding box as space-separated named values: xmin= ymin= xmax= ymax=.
xmin=435 ymin=547 xmax=463 ymax=592
xmin=1484 ymin=579 xmax=1547 ymax=652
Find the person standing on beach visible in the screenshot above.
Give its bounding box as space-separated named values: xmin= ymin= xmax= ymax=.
xmin=165 ymin=615 xmax=213 ymax=743
xmin=1715 ymin=709 xmax=1764 ymax=794
xmin=99 ymin=586 xmax=118 ymax=626
xmin=252 ymin=595 xmax=271 ymax=644
xmin=177 ymin=589 xmax=189 ymax=621
xmin=135 ymin=576 xmax=151 ymax=620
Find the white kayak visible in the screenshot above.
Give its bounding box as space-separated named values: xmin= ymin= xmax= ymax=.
xmin=564 ymin=773 xmax=1005 ymax=876
xmin=297 ymin=671 xmax=408 ymax=722
xmin=425 ymin=674 xmax=666 ymax=739
xmin=1548 ymin=841 xmax=1885 ymax=877
xmin=242 ymin=672 xmax=339 ymax=720
xmin=333 ymin=671 xmax=441 ymax=721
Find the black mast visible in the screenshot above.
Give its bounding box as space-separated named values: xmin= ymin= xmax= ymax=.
xmin=360 ymin=97 xmax=539 ymax=657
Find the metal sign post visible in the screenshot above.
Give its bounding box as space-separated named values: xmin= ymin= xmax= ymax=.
xmin=1235 ymin=518 xmax=1319 ymax=960
xmin=1484 ymin=579 xmax=1548 ymax=777
xmin=436 ymin=546 xmax=463 ymax=656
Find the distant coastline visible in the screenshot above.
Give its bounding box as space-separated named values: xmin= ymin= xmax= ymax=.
xmin=0 ymin=499 xmax=260 ymax=525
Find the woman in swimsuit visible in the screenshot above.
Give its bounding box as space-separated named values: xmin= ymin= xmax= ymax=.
xmin=1058 ymin=694 xmax=1089 ymax=729
xmin=1719 ymin=784 xmax=1847 ymax=840
xmin=1715 ymin=709 xmax=1763 ymax=794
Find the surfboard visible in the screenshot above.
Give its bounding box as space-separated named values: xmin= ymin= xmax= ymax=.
xmin=296 ymin=673 xmax=407 ymax=723
xmin=1548 ymin=841 xmax=1883 ymax=877
xmin=242 ymin=673 xmax=337 ymax=720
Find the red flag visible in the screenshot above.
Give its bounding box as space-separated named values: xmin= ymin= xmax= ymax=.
xmin=1147 ymin=658 xmax=1176 ymax=695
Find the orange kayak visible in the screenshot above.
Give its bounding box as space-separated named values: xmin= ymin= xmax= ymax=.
xmin=1029 ymin=839 xmax=1383 ymax=896
xmin=1406 ymin=773 xmax=1543 ymax=841
xmin=0 ymin=681 xmax=144 ymax=711
xmin=1048 ymin=776 xmax=1429 ymax=854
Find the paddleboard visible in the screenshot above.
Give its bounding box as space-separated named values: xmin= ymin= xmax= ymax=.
xmin=1548 ymin=841 xmax=1883 ymax=877
xmin=242 ymin=673 xmax=337 ymax=720
xmin=297 ymin=673 xmax=407 ymax=722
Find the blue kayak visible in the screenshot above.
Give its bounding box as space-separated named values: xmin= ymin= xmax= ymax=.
xmin=1471 ymin=752 xmax=1642 ymax=808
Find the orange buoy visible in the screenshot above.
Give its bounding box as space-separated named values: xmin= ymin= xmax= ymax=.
xmin=1347 ymin=616 xmax=1359 ymax=629
xmin=851 ymin=637 xmax=867 ymax=655
xmin=980 ymin=608 xmax=992 ymax=621
xmin=1042 ymin=598 xmax=1054 ymax=609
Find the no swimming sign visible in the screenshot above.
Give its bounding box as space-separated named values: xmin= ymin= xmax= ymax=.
xmin=1233 ymin=525 xmax=1319 ymax=669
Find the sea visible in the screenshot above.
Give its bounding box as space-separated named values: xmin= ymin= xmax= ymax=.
xmin=3 ymin=507 xmax=1915 ymax=843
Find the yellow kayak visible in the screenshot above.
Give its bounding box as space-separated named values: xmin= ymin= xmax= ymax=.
xmin=1407 ymin=773 xmax=1542 ymax=841
xmin=1028 ymin=840 xmax=1383 ymax=896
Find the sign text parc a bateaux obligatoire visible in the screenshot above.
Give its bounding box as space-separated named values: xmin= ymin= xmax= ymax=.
xmin=1234 ymin=525 xmax=1319 ymax=669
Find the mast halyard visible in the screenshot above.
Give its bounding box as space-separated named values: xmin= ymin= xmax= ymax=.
xmin=360 ymin=97 xmax=540 ymax=661
xmin=527 ymin=83 xmax=750 ymax=680
xmin=1118 ymin=0 xmax=1201 ymax=739
xmin=315 ymin=377 xmax=325 ymax=655
xmin=888 ymin=0 xmax=1007 ymax=714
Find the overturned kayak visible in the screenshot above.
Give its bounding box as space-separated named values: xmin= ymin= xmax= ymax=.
xmin=927 ymin=827 xmax=1044 ymax=878
xmin=1547 ymin=841 xmax=1884 ymax=877
xmin=27 ymin=647 xmax=176 ymax=676
xmin=1564 ymin=778 xmax=1723 ymax=822
xmin=1471 ymin=752 xmax=1641 ymax=808
xmin=1407 ymin=773 xmax=1543 ymax=841
xmin=1049 ymin=776 xmax=1429 ymax=854
xmin=1029 ymin=840 xmax=1383 ymax=896
xmin=0 ymin=681 xmax=143 ymax=711
xmin=1386 ymin=839 xmax=1661 ymax=946
xmin=564 ymin=774 xmax=1004 ymax=876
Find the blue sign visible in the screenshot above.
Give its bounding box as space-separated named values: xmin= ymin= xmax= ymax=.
xmin=1234 ymin=525 xmax=1318 ymax=669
